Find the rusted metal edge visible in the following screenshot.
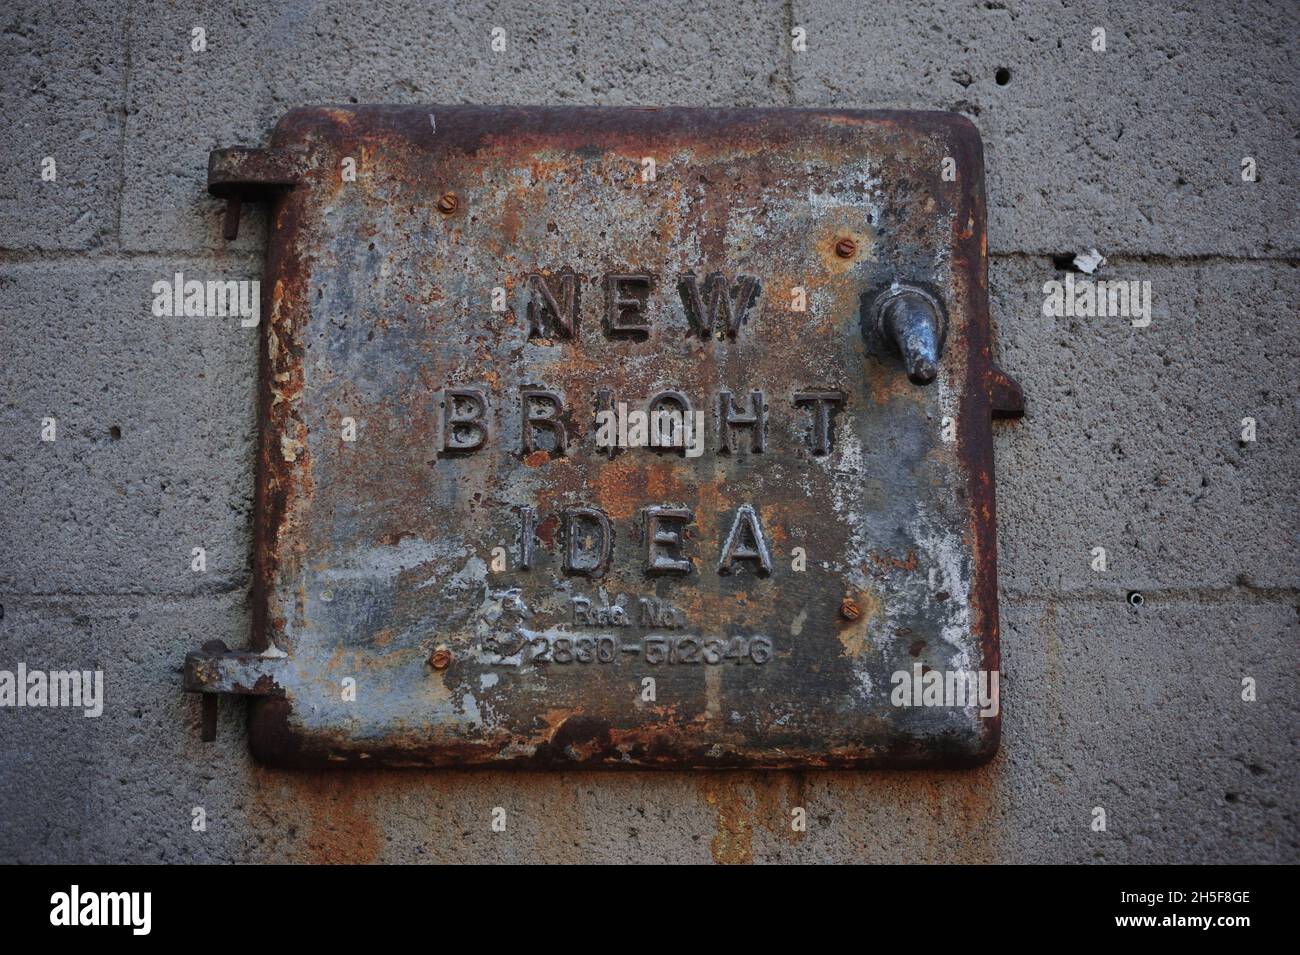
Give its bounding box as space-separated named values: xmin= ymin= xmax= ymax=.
xmin=247 ymin=697 xmax=1001 ymax=771
xmin=207 ymin=145 xmax=308 ymax=195
xmin=183 ymin=642 xmax=287 ymax=696
xmin=949 ymin=116 xmax=1003 ymax=764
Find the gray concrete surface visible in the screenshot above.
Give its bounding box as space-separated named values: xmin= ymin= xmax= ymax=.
xmin=0 ymin=0 xmax=1295 ymax=863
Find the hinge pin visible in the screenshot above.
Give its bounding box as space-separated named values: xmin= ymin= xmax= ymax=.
xmin=222 ymin=196 xmax=242 ymax=240
xmin=201 ymin=696 xmax=219 ymax=742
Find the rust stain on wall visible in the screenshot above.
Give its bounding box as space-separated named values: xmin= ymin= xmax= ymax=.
xmin=698 ymin=772 xmax=810 ymax=864
xmin=919 ymin=767 xmax=1005 ymax=863
xmin=254 ymin=770 xmax=383 ymax=864
xmin=701 ymin=776 xmax=755 ymax=864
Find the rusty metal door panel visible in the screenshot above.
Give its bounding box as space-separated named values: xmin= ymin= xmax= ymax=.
xmin=190 ymin=106 xmax=1023 ymax=768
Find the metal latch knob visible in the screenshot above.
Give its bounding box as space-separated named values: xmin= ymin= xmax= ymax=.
xmin=870 ymin=286 xmax=948 ymax=385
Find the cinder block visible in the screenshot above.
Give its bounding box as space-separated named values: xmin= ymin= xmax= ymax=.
xmin=0 ymin=593 xmax=251 ymax=862
xmin=0 ymin=262 xmax=259 ymax=595
xmin=991 ymin=258 xmax=1299 ymax=594
xmin=234 ymin=771 xmax=720 ymax=864
xmin=0 ymin=1 xmax=126 ymax=250
xmin=118 ymin=3 xmax=278 ymax=254
xmin=121 ymin=0 xmax=791 ymax=253
xmin=988 ymin=598 xmax=1297 ymax=862
xmin=790 ymin=0 xmax=1299 ymax=256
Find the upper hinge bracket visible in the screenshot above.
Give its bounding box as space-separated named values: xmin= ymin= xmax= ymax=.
xmin=207 ymin=146 xmax=308 ymax=239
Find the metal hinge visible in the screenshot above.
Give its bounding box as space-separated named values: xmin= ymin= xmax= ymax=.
xmin=183 ymin=640 xmax=287 ymax=741
xmin=207 ymin=146 xmax=308 ymax=239
xmin=192 ymin=146 xmax=304 ymax=740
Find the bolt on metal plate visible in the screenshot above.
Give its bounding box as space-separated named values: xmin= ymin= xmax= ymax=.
xmin=203 ymin=106 xmax=1023 ymax=769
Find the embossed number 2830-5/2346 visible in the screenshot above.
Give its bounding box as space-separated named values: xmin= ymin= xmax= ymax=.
xmin=525 ymin=634 xmax=773 ymax=665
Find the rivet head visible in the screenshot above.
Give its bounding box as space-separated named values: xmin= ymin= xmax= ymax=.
xmin=835 ymin=237 xmax=857 ymax=258
xmin=840 ymin=597 xmax=861 ymax=620
xmin=428 ymin=647 xmax=453 ymax=670
xmin=437 ymin=193 xmax=458 ymax=214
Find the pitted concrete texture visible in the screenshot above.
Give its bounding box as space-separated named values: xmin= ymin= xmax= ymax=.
xmin=791 ymin=1 xmax=1299 ymax=258
xmin=0 ymin=0 xmax=1295 ymax=863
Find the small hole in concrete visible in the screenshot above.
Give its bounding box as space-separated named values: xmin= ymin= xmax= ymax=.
xmin=995 ymin=67 xmax=1011 ymax=85
xmin=1051 ymin=253 xmax=1075 ymax=271
xmin=1126 ymin=591 xmax=1144 ymax=607
xmin=109 ymin=425 xmax=122 ymax=440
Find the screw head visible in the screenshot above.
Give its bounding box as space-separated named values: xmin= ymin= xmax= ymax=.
xmin=840 ymin=597 xmax=861 ymax=620
xmin=437 ymin=193 xmax=458 ymax=214
xmin=835 ymin=237 xmax=857 ymax=258
xmin=428 ymin=647 xmax=453 ymax=670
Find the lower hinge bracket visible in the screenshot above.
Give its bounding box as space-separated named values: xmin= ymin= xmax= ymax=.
xmin=183 ymin=640 xmax=287 ymax=742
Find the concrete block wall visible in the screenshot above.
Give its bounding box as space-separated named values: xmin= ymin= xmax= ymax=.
xmin=1 ymin=0 xmax=1295 ymax=863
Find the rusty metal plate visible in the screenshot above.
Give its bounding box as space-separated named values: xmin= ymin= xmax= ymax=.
xmin=229 ymin=106 xmax=1021 ymax=768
